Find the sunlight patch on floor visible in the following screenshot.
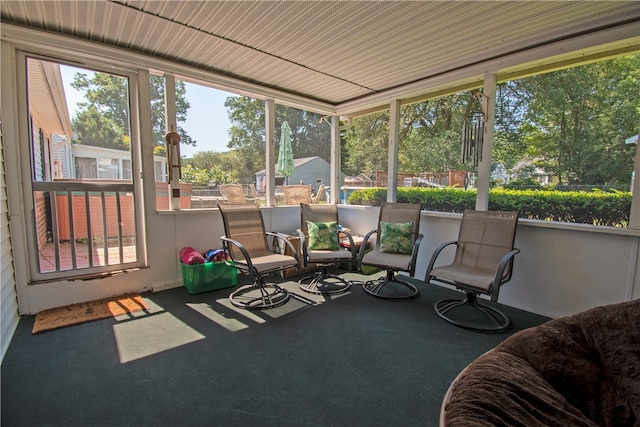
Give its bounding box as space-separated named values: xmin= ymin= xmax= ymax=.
xmin=186 ymin=302 xmax=249 ymax=332
xmin=113 ymin=312 xmax=205 ymax=363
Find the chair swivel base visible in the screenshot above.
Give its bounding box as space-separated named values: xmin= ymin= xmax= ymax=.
xmin=434 ymin=292 xmax=510 ymax=332
xmin=362 ymin=270 xmax=418 ymax=300
xmin=229 ymin=280 xmax=290 ymax=309
xmin=298 ymin=265 xmax=351 ymax=295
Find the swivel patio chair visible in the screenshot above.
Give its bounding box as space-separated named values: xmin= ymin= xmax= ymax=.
xmin=358 ymin=202 xmax=423 ymax=299
xmin=297 ymin=203 xmax=356 ymax=294
xmin=218 ymin=204 xmax=299 ymax=309
xmin=425 ymin=209 xmax=520 ymax=332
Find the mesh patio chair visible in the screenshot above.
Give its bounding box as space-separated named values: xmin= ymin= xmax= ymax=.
xmin=297 ymin=203 xmax=356 ymax=294
xmin=218 ymin=204 xmax=299 ymax=309
xmin=283 ymin=185 xmax=312 ymax=205
xmin=425 ymin=209 xmax=520 ymax=332
xmin=357 ymin=202 xmax=423 ymax=299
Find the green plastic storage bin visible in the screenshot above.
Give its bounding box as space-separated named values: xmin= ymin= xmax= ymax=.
xmin=181 ymin=261 xmax=237 ymax=294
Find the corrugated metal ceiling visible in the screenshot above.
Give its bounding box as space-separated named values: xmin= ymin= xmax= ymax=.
xmin=2 ymin=1 xmax=639 ymax=113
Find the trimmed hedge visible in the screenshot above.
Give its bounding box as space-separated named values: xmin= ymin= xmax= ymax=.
xmin=347 ymin=187 xmax=632 ymax=227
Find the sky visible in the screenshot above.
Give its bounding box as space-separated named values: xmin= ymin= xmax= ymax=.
xmin=60 ymin=65 xmax=235 ymax=157
xmin=180 ymin=82 xmax=236 ymax=157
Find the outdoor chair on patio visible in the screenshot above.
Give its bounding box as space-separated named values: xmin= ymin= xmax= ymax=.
xmin=283 ymin=185 xmax=312 ymax=205
xmin=357 ymin=202 xmax=423 ymax=299
xmin=218 ymin=204 xmax=299 ymax=309
xmin=220 ymin=184 xmax=258 ymax=205
xmin=312 ymin=184 xmax=326 ymax=204
xmin=425 ymin=209 xmax=520 ymax=332
xmin=297 ymin=203 xmax=356 ymax=294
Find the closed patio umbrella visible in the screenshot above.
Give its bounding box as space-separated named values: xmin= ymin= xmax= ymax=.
xmin=276 ymin=121 xmax=295 ymax=184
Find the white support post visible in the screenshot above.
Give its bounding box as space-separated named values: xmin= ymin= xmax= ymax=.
xmin=164 ymin=74 xmax=180 ymax=210
xmin=265 ymin=99 xmax=276 ymax=207
xmin=387 ymin=99 xmax=401 ymax=203
xmin=330 ymin=116 xmax=341 ymax=204
xmin=475 ymin=73 xmax=496 ymax=211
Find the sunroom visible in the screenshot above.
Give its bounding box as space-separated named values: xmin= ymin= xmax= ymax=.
xmin=1 ymin=1 xmax=639 ymax=364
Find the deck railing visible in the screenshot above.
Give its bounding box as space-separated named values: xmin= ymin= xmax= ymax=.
xmin=32 ymin=181 xmax=137 ymax=273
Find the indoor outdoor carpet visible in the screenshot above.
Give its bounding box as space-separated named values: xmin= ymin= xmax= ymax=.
xmin=32 ymin=294 xmax=149 ymax=334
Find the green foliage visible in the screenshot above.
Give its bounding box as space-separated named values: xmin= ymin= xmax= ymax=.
xmin=71 ymin=106 xmax=129 ymax=150
xmin=225 ymin=96 xmax=331 ymax=181
xmin=501 ymin=56 xmax=639 ymax=185
xmin=342 ymin=112 xmax=390 ymax=176
xmin=341 ymin=95 xmax=472 ymax=176
xmin=180 ymin=164 xmax=233 ymax=187
xmin=348 ymin=187 xmax=631 ymax=227
xmin=70 ymin=71 xmax=193 ymax=149
xmin=341 ymin=55 xmax=639 ymax=188
xmin=503 ymin=177 xmax=542 ymax=190
xmin=181 ymin=151 xmax=238 ymax=185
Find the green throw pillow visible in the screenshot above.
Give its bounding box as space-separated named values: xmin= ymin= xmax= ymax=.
xmin=379 ymin=221 xmax=413 ymax=254
xmin=307 ymin=221 xmax=340 ymax=250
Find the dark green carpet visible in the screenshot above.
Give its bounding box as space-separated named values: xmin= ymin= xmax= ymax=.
xmin=1 ymin=272 xmax=549 ymax=427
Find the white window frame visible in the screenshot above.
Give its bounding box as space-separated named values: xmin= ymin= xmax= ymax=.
xmin=16 ymin=51 xmax=147 ymax=282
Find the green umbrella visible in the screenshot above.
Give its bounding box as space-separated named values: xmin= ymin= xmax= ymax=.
xmin=276 ymin=121 xmax=295 ymax=184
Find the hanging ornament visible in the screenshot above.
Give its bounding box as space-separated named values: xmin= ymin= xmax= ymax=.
xmin=461 ymin=91 xmax=488 ymax=167
xmin=165 ymin=129 xmax=182 ymax=181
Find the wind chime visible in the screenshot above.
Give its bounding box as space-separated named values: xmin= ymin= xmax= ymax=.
xmin=165 ymin=128 xmax=182 ymax=206
xmin=165 ymin=128 xmax=182 ymax=181
xmin=461 ymin=91 xmax=488 ymax=167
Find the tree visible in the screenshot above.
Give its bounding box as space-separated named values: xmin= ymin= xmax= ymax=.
xmin=71 ymin=106 xmax=129 ymax=150
xmin=341 ymin=54 xmax=640 ymax=188
xmin=342 ymin=93 xmax=472 ymax=177
xmin=182 ymin=151 xmax=240 ymax=184
xmin=399 ymin=95 xmax=470 ymax=174
xmin=225 ymin=96 xmax=331 ymax=181
xmin=513 ymin=55 xmax=640 ymax=185
xmin=342 ymin=111 xmax=389 ymax=176
xmin=70 ymin=72 xmax=193 ymax=152
xmin=225 ymin=96 xmax=266 ymax=181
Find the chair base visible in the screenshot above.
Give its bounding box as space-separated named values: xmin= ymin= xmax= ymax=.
xmin=362 ymin=270 xmax=418 ymax=300
xmin=229 ymin=280 xmax=290 ymax=309
xmin=434 ymin=292 xmax=510 ymax=332
xmin=298 ymin=265 xmax=351 ymax=295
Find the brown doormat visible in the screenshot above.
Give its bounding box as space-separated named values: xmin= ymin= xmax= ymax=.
xmin=32 ymin=294 xmax=149 ymax=334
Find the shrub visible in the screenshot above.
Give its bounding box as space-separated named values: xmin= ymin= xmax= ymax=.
xmin=347 ymin=187 xmax=632 ymax=227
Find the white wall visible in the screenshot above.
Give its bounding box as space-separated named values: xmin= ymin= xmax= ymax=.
xmin=340 ymin=206 xmax=639 ymax=319
xmin=8 ymin=201 xmax=640 ymax=321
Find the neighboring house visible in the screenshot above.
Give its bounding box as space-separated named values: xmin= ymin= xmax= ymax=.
xmin=62 ymin=143 xmax=167 ymax=182
xmin=255 ymin=156 xmax=344 ymax=193
xmin=511 ymin=159 xmax=552 ymax=186
xmin=491 ymin=163 xmax=510 ymax=186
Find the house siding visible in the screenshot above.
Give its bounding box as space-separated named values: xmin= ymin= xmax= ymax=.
xmin=1 ymin=134 xmax=20 ymax=362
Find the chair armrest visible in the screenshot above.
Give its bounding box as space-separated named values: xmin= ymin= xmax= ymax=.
xmin=297 ymin=229 xmax=308 ymax=267
xmin=340 ymin=230 xmax=357 ymax=260
xmin=266 ymin=231 xmax=300 ymax=266
xmin=407 ymin=233 xmax=424 ymax=276
xmin=424 ymin=240 xmax=457 ymax=281
xmin=220 ymin=235 xmax=257 ymax=278
xmin=357 ymin=229 xmax=377 ymax=270
xmin=490 ymin=248 xmax=521 ymax=301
